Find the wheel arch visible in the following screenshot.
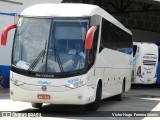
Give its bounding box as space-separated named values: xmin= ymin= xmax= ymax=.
xmin=98 ymin=79 xmax=102 ymax=89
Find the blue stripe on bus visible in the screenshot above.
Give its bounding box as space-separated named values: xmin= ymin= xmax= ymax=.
xmin=0 ymin=12 xmax=17 ymax=16
xmin=156 ymin=45 xmax=160 ymax=84
xmin=0 ymin=65 xmax=11 ymax=88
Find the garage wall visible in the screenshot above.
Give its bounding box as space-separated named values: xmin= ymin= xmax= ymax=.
xmin=62 ymin=0 xmax=160 ymax=43
xmin=101 ymin=0 xmax=160 ymax=43
xmin=131 ymin=29 xmax=160 ymax=43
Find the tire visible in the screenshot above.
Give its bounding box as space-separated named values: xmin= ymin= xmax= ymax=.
xmin=116 ymin=80 xmax=125 ymax=101
xmin=31 ymin=103 xmax=43 ymax=108
xmin=85 ymin=84 xmax=101 ymax=111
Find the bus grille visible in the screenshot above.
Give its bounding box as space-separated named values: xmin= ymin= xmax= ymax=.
xmin=143 ymin=60 xmax=156 ymax=65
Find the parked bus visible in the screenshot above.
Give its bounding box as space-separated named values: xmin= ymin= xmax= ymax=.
xmin=1 ymin=3 xmax=132 ymax=111
xmin=132 ymin=42 xmax=158 ymax=84
xmin=0 ymin=0 xmax=62 ymax=88
xmin=0 ymin=13 xmax=16 ymax=88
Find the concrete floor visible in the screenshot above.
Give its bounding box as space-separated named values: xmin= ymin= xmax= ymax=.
xmin=0 ymin=85 xmax=160 ymax=120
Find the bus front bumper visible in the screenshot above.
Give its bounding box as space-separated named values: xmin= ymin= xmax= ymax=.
xmin=10 ymin=83 xmax=95 ymax=105
xmin=132 ymin=77 xmax=156 ymax=84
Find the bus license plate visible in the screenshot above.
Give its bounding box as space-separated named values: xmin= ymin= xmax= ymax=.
xmin=147 ymin=80 xmax=151 ymax=82
xmin=37 ymin=94 xmax=50 ymax=100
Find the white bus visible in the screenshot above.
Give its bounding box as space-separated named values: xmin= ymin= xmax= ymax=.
xmin=132 ymin=42 xmax=158 ymax=84
xmin=1 ymin=3 xmax=133 ymax=111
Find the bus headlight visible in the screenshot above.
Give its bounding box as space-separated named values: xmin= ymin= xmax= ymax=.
xmin=10 ymin=79 xmax=25 ymax=86
xmin=65 ymin=81 xmax=85 ymax=89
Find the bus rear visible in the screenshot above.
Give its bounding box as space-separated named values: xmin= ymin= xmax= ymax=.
xmin=134 ymin=43 xmax=158 ymax=84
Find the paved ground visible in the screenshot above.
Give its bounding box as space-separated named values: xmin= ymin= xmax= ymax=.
xmin=0 ymin=85 xmax=160 ymax=120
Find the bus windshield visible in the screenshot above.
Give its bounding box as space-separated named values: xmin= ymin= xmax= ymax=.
xmin=12 ymin=17 xmax=89 ymax=75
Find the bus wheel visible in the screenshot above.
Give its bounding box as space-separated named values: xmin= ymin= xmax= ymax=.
xmin=116 ymin=80 xmax=125 ymax=101
xmin=31 ymin=103 xmax=43 ymax=108
xmin=85 ymin=84 xmax=101 ymax=111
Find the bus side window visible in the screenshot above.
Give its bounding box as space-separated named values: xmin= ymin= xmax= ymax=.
xmin=99 ymin=18 xmax=109 ymax=52
xmin=133 ymin=45 xmax=137 ymax=57
xmin=100 ymin=18 xmax=119 ymax=51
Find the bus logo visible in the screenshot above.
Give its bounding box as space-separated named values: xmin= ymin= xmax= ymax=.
xmin=68 ymin=78 xmax=79 ymax=83
xmin=38 ymin=81 xmax=51 ymax=85
xmin=42 ymin=86 xmax=47 ymax=91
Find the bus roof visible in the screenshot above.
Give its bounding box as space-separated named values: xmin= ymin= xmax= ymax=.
xmin=134 ymin=42 xmax=158 ymax=52
xmin=134 ymin=42 xmax=157 ymax=46
xmin=21 ymin=3 xmax=132 ymax=35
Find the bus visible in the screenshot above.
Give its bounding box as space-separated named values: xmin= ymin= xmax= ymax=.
xmin=0 ymin=1 xmax=19 ymax=88
xmin=132 ymin=42 xmax=158 ymax=84
xmin=1 ymin=3 xmax=133 ymax=111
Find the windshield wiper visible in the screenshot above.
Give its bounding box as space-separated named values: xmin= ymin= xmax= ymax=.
xmin=54 ymin=48 xmax=64 ymax=73
xmin=28 ymin=50 xmax=45 ymax=71
xmin=28 ymin=40 xmax=48 ymax=71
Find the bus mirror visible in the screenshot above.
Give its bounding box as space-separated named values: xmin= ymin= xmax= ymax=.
xmin=85 ymin=26 xmax=97 ymax=50
xmin=1 ymin=24 xmax=16 ymax=46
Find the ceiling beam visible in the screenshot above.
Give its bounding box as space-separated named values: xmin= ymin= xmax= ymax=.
xmin=0 ymin=0 xmax=23 ymax=5
xmin=111 ymin=8 xmax=160 ymax=14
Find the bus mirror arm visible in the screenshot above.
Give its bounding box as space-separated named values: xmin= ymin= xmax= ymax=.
xmin=85 ymin=26 xmax=97 ymax=50
xmin=1 ymin=24 xmax=16 ymax=46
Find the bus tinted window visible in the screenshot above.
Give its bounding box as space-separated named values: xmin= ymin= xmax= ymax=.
xmin=100 ymin=18 xmax=132 ymax=54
